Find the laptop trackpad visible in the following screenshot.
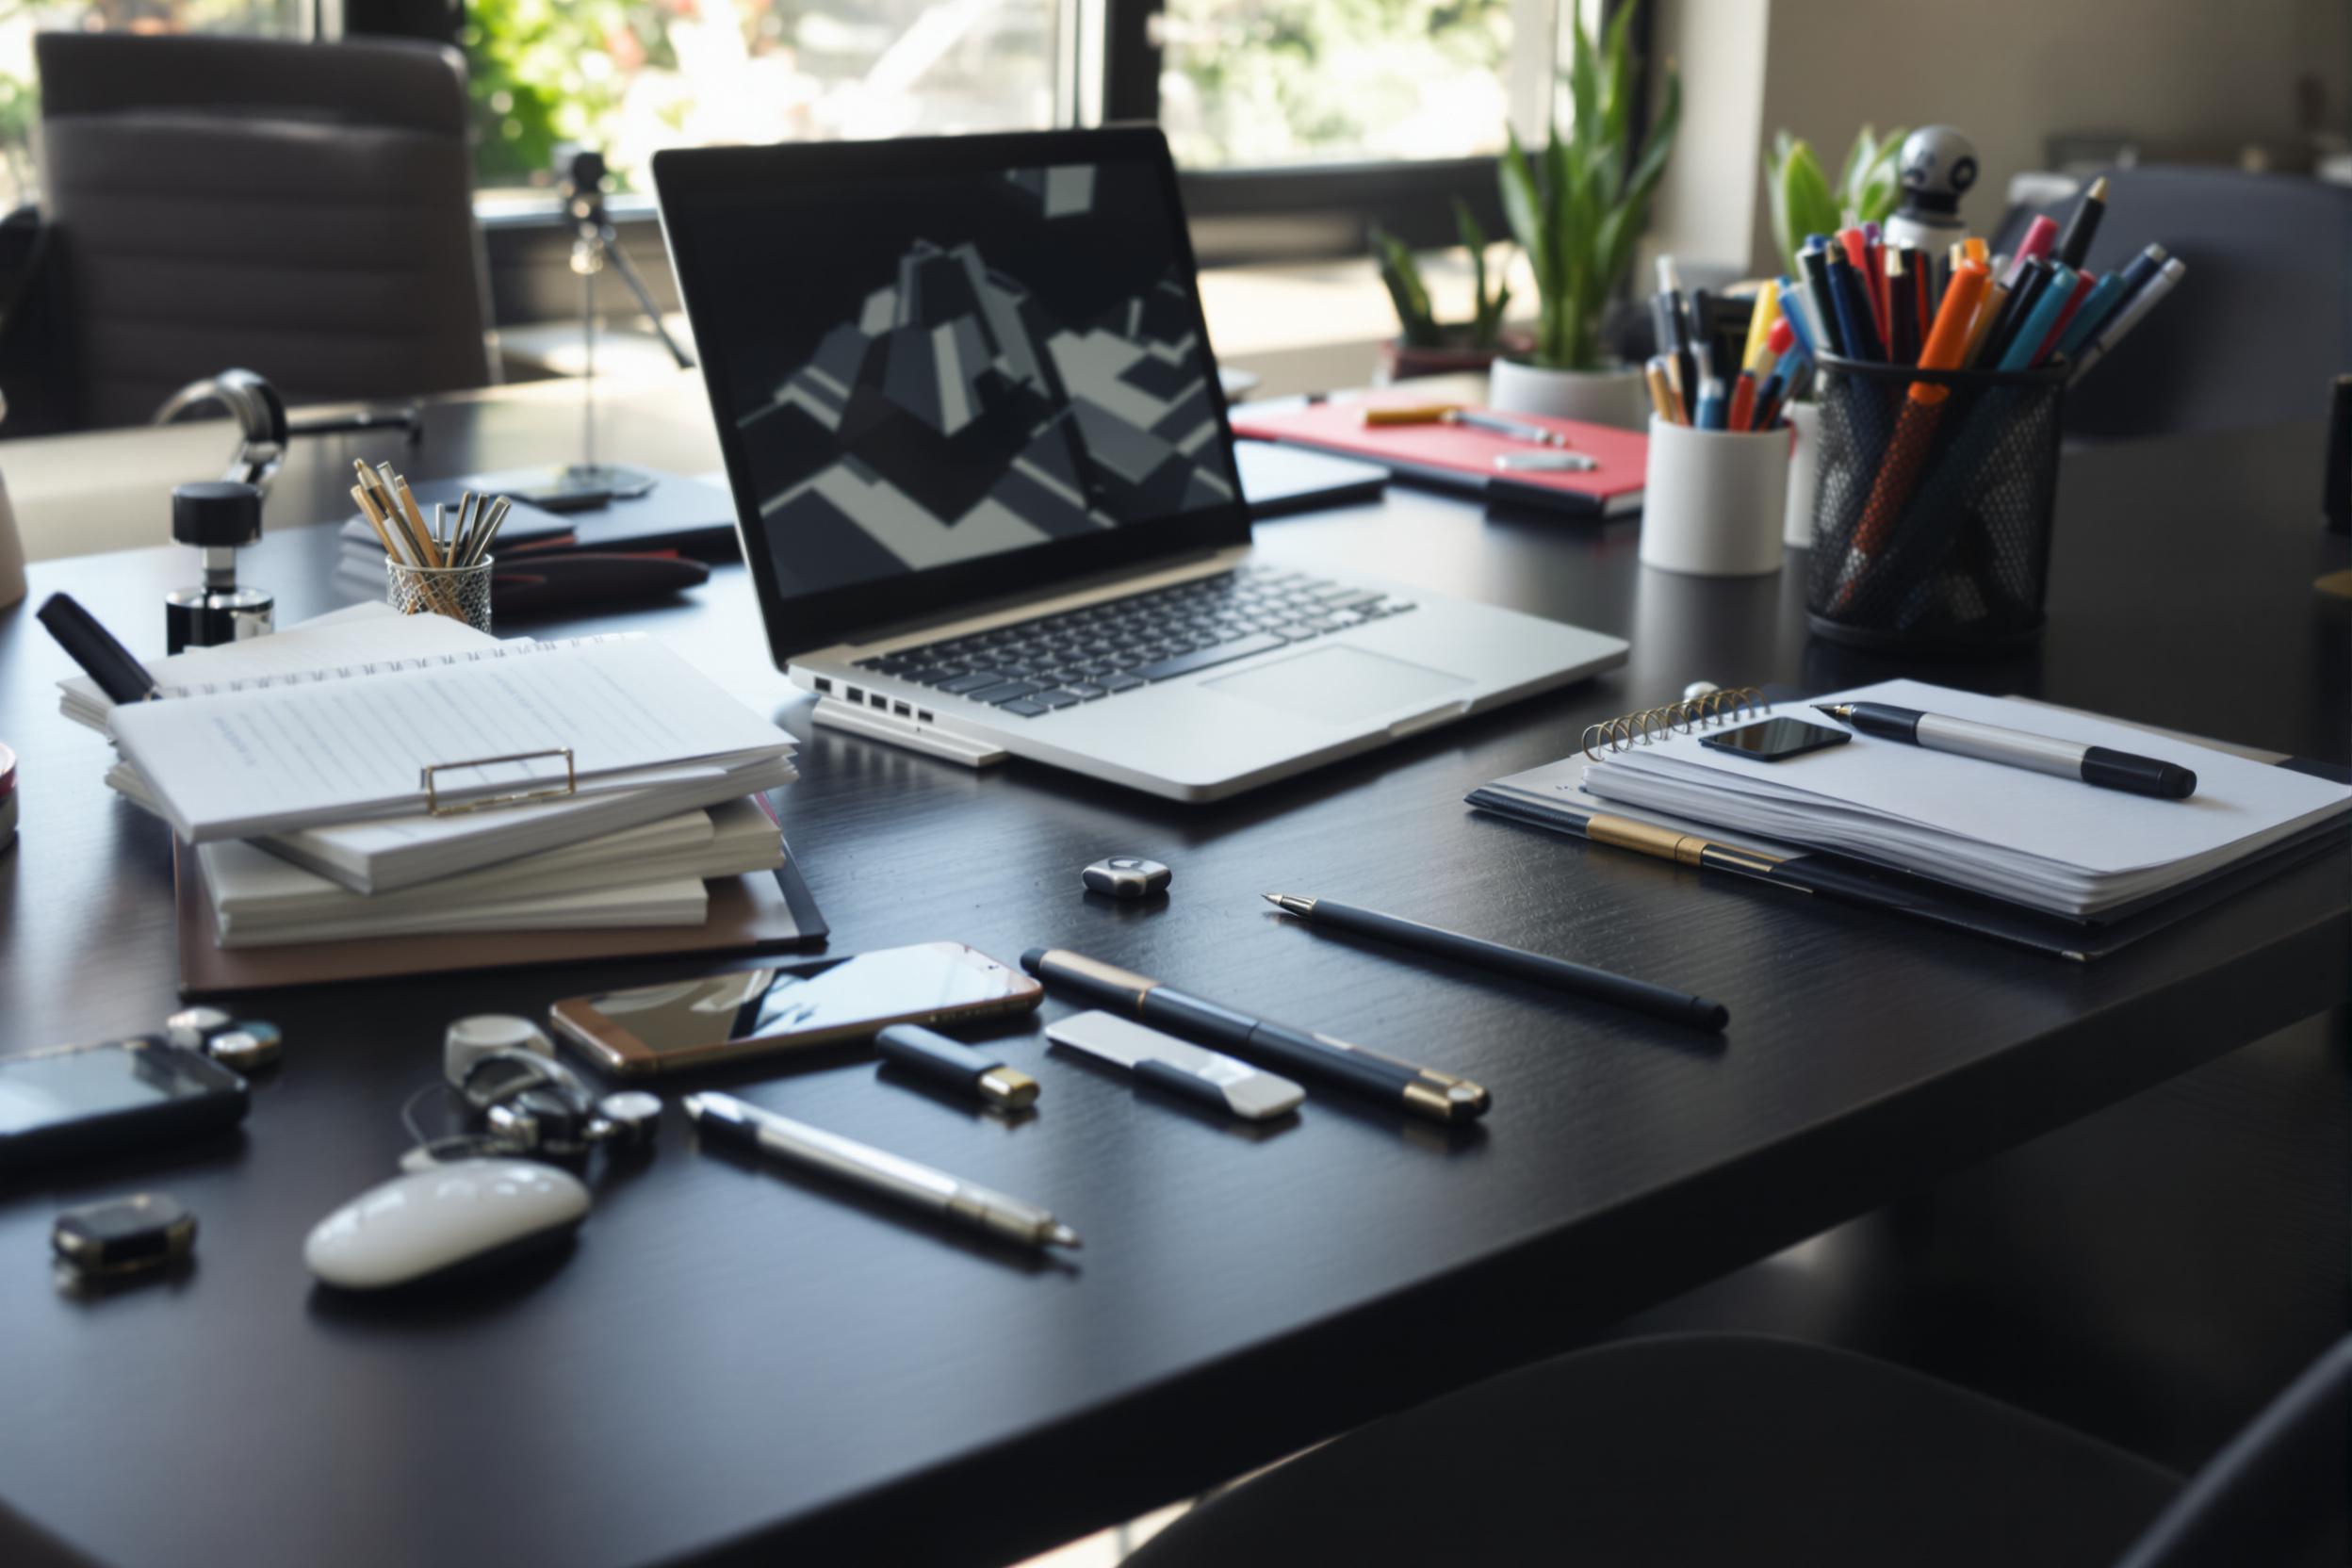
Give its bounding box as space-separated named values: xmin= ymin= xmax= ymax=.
xmin=1203 ymin=645 xmax=1471 ymax=722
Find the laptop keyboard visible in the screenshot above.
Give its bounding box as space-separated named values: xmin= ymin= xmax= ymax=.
xmin=847 ymin=566 xmax=1417 ymax=718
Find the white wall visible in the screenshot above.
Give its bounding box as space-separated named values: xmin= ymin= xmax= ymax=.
xmin=1643 ymin=0 xmax=2350 ymax=278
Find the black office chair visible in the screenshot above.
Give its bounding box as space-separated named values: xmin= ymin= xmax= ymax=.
xmin=33 ymin=32 xmax=497 ymax=431
xmin=1122 ymin=1331 xmax=2350 ymax=1568
xmin=1992 ymin=166 xmax=2352 ymax=438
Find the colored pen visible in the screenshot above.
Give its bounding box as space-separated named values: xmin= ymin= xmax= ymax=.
xmin=1694 ymin=377 xmax=1728 ymax=430
xmin=1814 ymin=702 xmax=2197 ymax=799
xmin=2068 ymin=255 xmax=2185 ymax=380
xmin=1644 ymin=357 xmax=1682 ymax=425
xmin=1264 ymin=893 xmax=1728 ymax=1030
xmin=1359 ymin=405 xmax=1568 ymax=447
xmin=2004 ymin=215 xmax=2058 ymax=286
xmin=2054 ymin=175 xmax=2109 ymax=270
xmin=37 ymin=593 xmax=159 ymax=705
xmin=1658 ymin=256 xmax=1699 ymax=421
xmin=2050 ymin=270 xmax=2126 ymax=364
xmin=1825 ymin=249 xmax=1883 ymax=361
xmin=1727 ymin=370 xmax=1757 ymax=433
xmin=2028 ymin=270 xmax=2097 ymax=366
xmin=1961 ymin=279 xmax=2009 ymax=367
xmin=682 ymin=1090 xmax=1082 ymax=1249
xmin=1885 ymin=248 xmax=1919 ymax=365
xmin=1982 ymin=258 xmax=2052 ymax=364
xmin=1020 ymin=948 xmax=1490 ymax=1123
xmin=1740 ymin=279 xmax=1781 ymax=376
xmin=1689 ymin=287 xmax=1720 ymax=383
xmin=1775 ymin=279 xmax=1819 ymax=359
xmin=1998 ymin=264 xmax=2080 ymax=371
xmin=1798 ymin=242 xmax=1847 ymax=357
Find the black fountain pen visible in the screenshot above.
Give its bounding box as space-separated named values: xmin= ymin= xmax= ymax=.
xmin=1816 ymin=702 xmax=2196 ymax=800
xmin=1020 ymin=949 xmax=1489 ymax=1123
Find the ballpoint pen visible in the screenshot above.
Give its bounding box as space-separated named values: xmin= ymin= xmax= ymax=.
xmin=2053 ymin=175 xmax=2109 ymax=270
xmin=682 ymin=1090 xmax=1081 ymax=1250
xmin=1359 ymin=405 xmax=1570 ymax=447
xmin=1814 ymin=702 xmax=2197 ymax=799
xmin=37 ymin=593 xmax=160 ymax=705
xmin=1263 ymin=893 xmax=1727 ymax=1030
xmin=1020 ymin=949 xmax=1489 ymax=1123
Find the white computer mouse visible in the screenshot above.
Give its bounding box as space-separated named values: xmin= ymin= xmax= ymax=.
xmin=303 ymin=1158 xmax=590 ymax=1291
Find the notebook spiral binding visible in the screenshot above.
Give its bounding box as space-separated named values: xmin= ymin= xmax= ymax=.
xmin=1581 ymin=687 xmax=1769 ymax=760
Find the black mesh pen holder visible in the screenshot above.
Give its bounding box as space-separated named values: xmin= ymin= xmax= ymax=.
xmin=1805 ymin=353 xmax=2067 ymax=656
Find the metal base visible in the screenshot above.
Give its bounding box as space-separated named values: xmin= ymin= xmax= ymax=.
xmin=165 ymin=586 xmax=273 ymax=654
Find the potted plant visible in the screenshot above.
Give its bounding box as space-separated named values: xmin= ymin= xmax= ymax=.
xmin=1375 ymin=199 xmax=1516 ymax=381
xmin=1763 ymin=125 xmax=1905 ymax=277
xmin=1491 ymin=0 xmax=1678 ymax=430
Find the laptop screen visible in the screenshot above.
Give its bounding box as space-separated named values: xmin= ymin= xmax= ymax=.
xmin=657 ymin=130 xmax=1250 ymax=662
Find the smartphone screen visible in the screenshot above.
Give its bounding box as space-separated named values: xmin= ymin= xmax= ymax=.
xmin=556 ymin=943 xmax=1036 ymax=1070
xmin=0 ymin=1041 xmax=220 ymax=1137
xmin=1698 ymin=717 xmax=1852 ymax=762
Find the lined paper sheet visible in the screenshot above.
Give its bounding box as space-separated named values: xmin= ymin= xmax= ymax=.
xmin=111 ymin=639 xmax=794 ymax=841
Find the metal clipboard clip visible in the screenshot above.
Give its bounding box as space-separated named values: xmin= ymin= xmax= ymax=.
xmin=420 ymin=747 xmax=578 ymax=817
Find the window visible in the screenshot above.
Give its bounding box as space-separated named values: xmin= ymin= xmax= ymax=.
xmin=0 ymin=0 xmax=310 ymax=207
xmin=466 ymin=0 xmax=1067 ymax=193
xmin=1156 ymin=0 xmax=1515 ymax=169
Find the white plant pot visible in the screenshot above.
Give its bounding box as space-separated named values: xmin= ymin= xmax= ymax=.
xmin=1487 ymin=358 xmax=1649 ymax=431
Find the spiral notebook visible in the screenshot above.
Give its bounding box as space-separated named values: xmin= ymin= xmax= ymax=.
xmin=1471 ymin=682 xmax=2352 ymax=958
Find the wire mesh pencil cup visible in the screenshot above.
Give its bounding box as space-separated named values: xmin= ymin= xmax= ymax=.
xmin=1805 ymin=353 xmax=2067 ymax=655
xmin=386 ymin=556 xmax=494 ymax=634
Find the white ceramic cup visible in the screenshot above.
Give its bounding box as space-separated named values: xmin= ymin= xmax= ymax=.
xmin=1781 ymin=399 xmax=1822 ymax=549
xmin=1640 ymin=415 xmax=1790 ymax=578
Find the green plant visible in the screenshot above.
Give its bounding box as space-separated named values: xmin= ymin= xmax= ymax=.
xmin=1496 ymin=0 xmax=1679 ymax=372
xmin=1373 ymin=198 xmax=1512 ymax=351
xmin=1764 ymin=125 xmax=1905 ymax=277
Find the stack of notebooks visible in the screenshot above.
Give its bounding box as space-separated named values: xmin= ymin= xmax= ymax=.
xmin=60 ymin=604 xmax=818 ymax=989
xmin=1470 ymin=678 xmax=2352 ymax=959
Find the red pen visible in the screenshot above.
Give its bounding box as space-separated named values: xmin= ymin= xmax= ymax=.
xmin=1727 ymin=370 xmax=1756 ymax=433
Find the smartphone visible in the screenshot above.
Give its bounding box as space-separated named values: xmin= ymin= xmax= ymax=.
xmin=0 ymin=1037 xmax=250 ymax=1170
xmin=547 ymin=943 xmax=1042 ymax=1076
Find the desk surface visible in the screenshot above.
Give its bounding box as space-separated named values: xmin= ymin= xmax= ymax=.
xmin=1 ymin=382 xmax=2345 ymax=1568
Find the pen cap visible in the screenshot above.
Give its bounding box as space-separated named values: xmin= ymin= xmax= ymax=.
xmin=172 ymin=482 xmax=263 ymax=547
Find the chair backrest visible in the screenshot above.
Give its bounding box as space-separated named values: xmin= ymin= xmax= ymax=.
xmin=34 ymin=32 xmax=496 ymax=430
xmin=1995 ymin=166 xmax=2352 ymax=437
xmin=2112 ymin=1334 xmax=2351 ymax=1568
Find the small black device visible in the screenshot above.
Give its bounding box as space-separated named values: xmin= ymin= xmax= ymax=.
xmin=163 ymin=480 xmax=273 ymax=653
xmin=1699 ymin=716 xmax=1853 ymax=762
xmin=1083 ymin=857 xmax=1172 ymax=899
xmin=0 ymin=1037 xmax=249 ymax=1169
xmin=52 ymin=1192 xmax=198 ymax=1280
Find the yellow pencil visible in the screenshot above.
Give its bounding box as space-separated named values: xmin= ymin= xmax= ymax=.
xmin=1738 ymin=280 xmax=1780 ymax=380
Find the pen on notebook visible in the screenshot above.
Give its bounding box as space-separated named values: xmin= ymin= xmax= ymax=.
xmin=1263 ymin=893 xmax=1728 ymax=1030
xmin=36 ymin=593 xmax=159 ymax=704
xmin=682 ymin=1090 xmax=1081 ymax=1250
xmin=1814 ymin=702 xmax=2197 ymax=799
xmin=1020 ymin=948 xmax=1490 ymax=1123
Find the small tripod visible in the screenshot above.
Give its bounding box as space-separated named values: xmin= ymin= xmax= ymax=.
xmin=558 ymin=148 xmax=692 ymax=498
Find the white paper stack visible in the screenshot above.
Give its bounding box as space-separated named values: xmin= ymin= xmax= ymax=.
xmin=61 ymin=605 xmax=799 ymax=944
xmin=1579 ymin=678 xmax=2352 ymax=920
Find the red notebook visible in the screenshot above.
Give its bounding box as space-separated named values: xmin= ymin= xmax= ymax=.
xmin=1231 ymin=400 xmax=1648 ymax=516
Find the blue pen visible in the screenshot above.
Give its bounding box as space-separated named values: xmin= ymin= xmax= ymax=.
xmin=1694 ymin=378 xmax=1728 ymax=430
xmin=1775 ymin=278 xmax=1819 ymax=357
xmin=1998 ymin=263 xmax=2080 ymax=370
xmin=2050 ymin=272 xmax=2127 ymax=363
xmin=2103 ymin=243 xmax=2170 ymax=318
xmin=1824 ymin=252 xmax=1882 ymax=361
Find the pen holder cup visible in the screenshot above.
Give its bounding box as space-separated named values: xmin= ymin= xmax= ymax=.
xmin=1805 ymin=353 xmax=2066 ymax=656
xmin=386 ymin=555 xmax=494 ymax=634
xmin=1640 ymin=415 xmax=1790 ymax=578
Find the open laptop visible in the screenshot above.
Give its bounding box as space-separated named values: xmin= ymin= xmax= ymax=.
xmin=654 ymin=126 xmax=1625 ymax=802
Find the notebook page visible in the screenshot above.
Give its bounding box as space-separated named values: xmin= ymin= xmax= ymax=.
xmin=60 ymin=604 xmax=498 ymax=715
xmin=111 ymin=639 xmax=793 ymax=841
xmin=1593 ymin=678 xmax=2352 ymax=876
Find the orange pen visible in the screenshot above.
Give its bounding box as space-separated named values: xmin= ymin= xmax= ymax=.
xmin=1834 ymin=262 xmax=1992 ymax=606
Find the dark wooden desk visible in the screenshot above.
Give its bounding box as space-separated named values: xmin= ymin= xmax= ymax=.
xmin=0 ymin=384 xmax=2344 ymax=1568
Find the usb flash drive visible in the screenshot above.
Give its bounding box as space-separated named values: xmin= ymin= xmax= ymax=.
xmin=874 ymin=1024 xmax=1038 ymax=1110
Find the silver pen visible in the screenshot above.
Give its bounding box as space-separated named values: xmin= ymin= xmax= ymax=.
xmin=682 ymin=1090 xmax=1081 ymax=1250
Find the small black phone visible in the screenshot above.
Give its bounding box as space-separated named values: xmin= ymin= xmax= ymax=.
xmin=0 ymin=1037 xmax=249 ymax=1170
xmin=1699 ymin=716 xmax=1853 ymax=762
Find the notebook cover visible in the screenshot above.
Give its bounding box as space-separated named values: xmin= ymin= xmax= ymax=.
xmin=173 ymin=838 xmax=827 ymax=997
xmin=1230 ymin=399 xmax=1648 ymax=515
